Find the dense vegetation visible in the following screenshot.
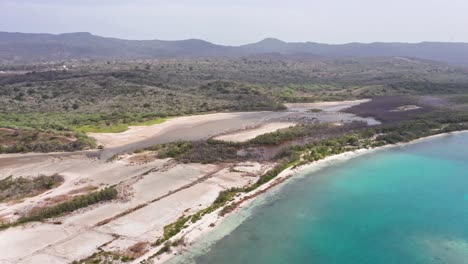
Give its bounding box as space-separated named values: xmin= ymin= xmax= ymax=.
xmin=1 ymin=57 xmax=468 ymax=153
xmin=0 ymin=174 xmax=64 ymax=203
xmin=0 ymin=112 xmax=169 ymax=133
xmin=134 ymin=122 xmax=368 ymax=164
xmin=137 ymin=140 xmax=244 ymax=164
xmin=3 ymin=58 xmax=468 ymax=116
xmin=0 ymin=127 xmax=95 ymax=153
xmin=0 ymin=187 xmax=117 ymax=230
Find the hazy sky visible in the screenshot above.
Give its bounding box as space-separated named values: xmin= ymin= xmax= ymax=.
xmin=1 ymin=0 xmax=467 ymax=45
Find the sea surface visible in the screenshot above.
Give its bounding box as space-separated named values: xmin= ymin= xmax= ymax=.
xmin=171 ymin=132 xmax=468 ymax=264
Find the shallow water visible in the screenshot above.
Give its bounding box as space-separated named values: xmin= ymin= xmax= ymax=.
xmin=171 ymin=132 xmax=468 ymax=264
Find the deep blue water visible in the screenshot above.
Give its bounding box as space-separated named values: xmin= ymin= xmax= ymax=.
xmin=173 ymin=133 xmax=468 ymax=264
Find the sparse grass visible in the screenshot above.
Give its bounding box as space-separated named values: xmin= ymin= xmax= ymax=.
xmin=0 ymin=123 xmax=96 ymax=153
xmin=0 ymin=174 xmax=64 ymax=203
xmin=73 ymin=251 xmax=134 ymax=264
xmin=73 ymin=117 xmax=171 ymax=133
xmin=0 ymin=111 xmax=170 ymax=152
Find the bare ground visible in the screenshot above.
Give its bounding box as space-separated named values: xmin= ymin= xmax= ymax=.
xmin=0 ymin=100 xmax=374 ymax=263
xmin=0 ymin=152 xmax=272 ymax=263
xmin=92 ymin=101 xmax=378 ymax=159
xmin=213 ymin=122 xmax=296 ymax=142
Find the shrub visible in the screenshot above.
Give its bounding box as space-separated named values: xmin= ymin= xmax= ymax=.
xmin=0 ymin=187 xmax=117 ymax=230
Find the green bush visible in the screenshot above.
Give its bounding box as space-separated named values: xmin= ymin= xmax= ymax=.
xmin=0 ymin=174 xmax=64 ymax=202
xmin=0 ymin=187 xmax=117 ymax=230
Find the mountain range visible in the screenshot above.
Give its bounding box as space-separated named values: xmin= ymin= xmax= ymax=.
xmin=1 ymin=32 xmax=468 ymax=65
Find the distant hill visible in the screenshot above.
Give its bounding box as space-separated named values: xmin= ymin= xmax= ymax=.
xmin=240 ymin=38 xmax=468 ymax=65
xmin=1 ymin=32 xmax=468 ymax=65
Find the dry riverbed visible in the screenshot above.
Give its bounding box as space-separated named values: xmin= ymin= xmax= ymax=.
xmin=92 ymin=101 xmax=378 ymax=159
xmin=0 ymin=100 xmax=376 ymax=263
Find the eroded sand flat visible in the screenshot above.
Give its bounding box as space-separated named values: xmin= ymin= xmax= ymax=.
xmin=0 ymin=100 xmax=376 ymax=263
xmin=0 ymin=156 xmax=170 ymax=222
xmin=0 ymin=151 xmax=266 ymax=263
xmin=214 ymin=122 xmax=295 ymax=142
xmin=62 ymin=163 xmax=217 ymax=227
xmin=131 ymin=163 xmax=218 ymax=202
xmin=43 ymin=230 xmax=114 ymax=261
xmin=95 ymin=163 xmax=266 ymax=242
xmin=91 ymin=100 xmax=376 ymax=159
xmin=97 ymin=182 xmax=222 ymax=240
xmin=62 ymin=203 xmax=130 ymax=227
xmin=90 ymin=111 xmax=288 ymax=149
xmin=0 ymin=223 xmax=79 ymax=261
xmin=284 ymin=99 xmax=371 ymax=112
xmin=20 ymin=254 xmax=68 ymax=264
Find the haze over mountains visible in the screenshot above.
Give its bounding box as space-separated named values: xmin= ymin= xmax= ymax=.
xmin=1 ymin=31 xmax=468 ymax=65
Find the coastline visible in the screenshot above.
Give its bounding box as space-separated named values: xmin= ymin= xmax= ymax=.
xmin=133 ymin=130 xmax=468 ymax=264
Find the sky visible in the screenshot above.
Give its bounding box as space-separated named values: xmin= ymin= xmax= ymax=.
xmin=1 ymin=0 xmax=467 ymax=45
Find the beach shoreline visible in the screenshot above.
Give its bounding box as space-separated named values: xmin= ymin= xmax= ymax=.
xmin=134 ymin=130 xmax=468 ymax=264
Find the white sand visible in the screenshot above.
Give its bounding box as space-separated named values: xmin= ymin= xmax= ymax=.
xmin=0 ymin=223 xmax=79 ymax=261
xmin=133 ymin=149 xmax=373 ymax=264
xmin=43 ymin=230 xmax=115 ymax=261
xmin=0 ymin=156 xmax=169 ymax=222
xmin=0 ymin=149 xmax=271 ymax=263
xmin=89 ymin=112 xmax=265 ymax=148
xmin=284 ymin=99 xmax=370 ymax=112
xmin=90 ymin=99 xmax=372 ymax=149
xmin=97 ymin=182 xmax=222 ymax=240
xmin=214 ymin=122 xmax=295 ymax=142
xmin=20 ymin=254 xmax=68 ymax=264
xmin=390 ymin=105 xmax=422 ymax=112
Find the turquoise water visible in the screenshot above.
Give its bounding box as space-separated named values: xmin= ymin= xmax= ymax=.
xmin=173 ymin=133 xmax=468 ymax=264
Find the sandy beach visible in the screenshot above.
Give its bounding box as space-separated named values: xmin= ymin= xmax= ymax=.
xmin=133 ymin=149 xmax=373 ymax=264
xmin=136 ymin=130 xmax=468 ymax=264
